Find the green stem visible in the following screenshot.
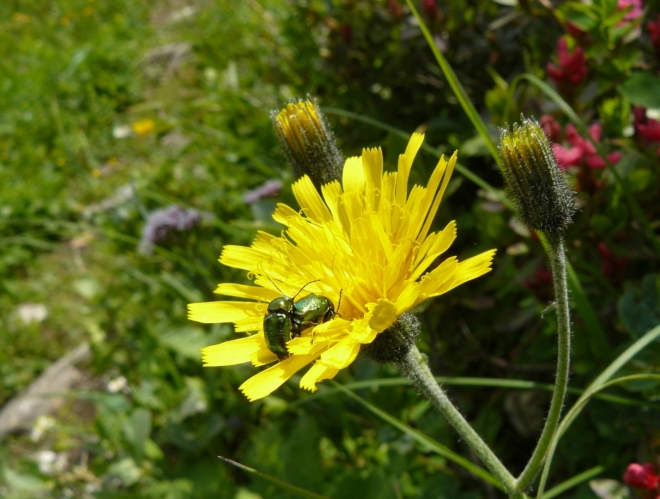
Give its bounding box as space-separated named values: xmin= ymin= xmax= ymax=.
xmin=515 ymin=236 xmax=571 ymax=491
xmin=400 ymin=345 xmax=522 ymax=497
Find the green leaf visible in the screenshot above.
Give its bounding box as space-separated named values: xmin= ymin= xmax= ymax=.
xmin=330 ymin=381 xmax=504 ymax=491
xmin=618 ymin=274 xmax=660 ymax=338
xmin=123 ymin=408 xmax=152 ymax=461
xmin=159 ymin=326 xmax=209 ymax=361
xmin=544 ymin=466 xmax=605 ymax=499
xmin=618 ymin=72 xmax=660 ymax=108
xmin=218 ymin=456 xmax=331 ymax=499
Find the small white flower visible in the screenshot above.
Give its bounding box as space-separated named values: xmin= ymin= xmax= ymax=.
xmin=112 ymin=125 xmax=132 ymax=139
xmin=106 ymin=376 xmax=128 ymax=393
xmin=16 ymin=303 xmax=48 ymax=325
xmin=30 ymin=415 xmax=55 ymax=442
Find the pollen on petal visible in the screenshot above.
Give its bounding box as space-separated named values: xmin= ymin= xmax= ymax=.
xmin=367 ymin=299 xmax=398 ymax=332
xmin=239 ymin=354 xmax=316 ymax=401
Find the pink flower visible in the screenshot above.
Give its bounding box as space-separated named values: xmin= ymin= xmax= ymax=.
xmin=540 ymin=115 xmax=562 ymax=142
xmin=633 ymin=107 xmax=660 ymax=141
xmin=624 ymin=463 xmax=659 ymax=490
xmin=617 ymin=0 xmax=643 ymax=22
xmin=552 ymin=124 xmax=621 ymax=170
xmin=648 ymin=15 xmax=660 ymax=48
xmin=553 ymin=144 xmax=583 ymax=169
xmin=547 ymin=38 xmax=588 ymax=90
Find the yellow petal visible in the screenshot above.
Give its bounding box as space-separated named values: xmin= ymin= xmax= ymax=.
xmin=395 ymin=133 xmax=424 ymax=207
xmin=219 ymin=245 xmax=268 ymax=271
xmin=367 ymin=298 xmax=398 ymax=332
xmin=272 ymin=203 xmax=300 ymax=226
xmin=343 ymin=156 xmax=365 ymax=193
xmin=250 ymin=347 xmax=279 ymax=367
xmin=349 ymin=320 xmax=378 ymax=344
xmin=292 ymin=175 xmax=332 ymax=222
xmin=234 ymin=315 xmax=265 ymax=333
xmin=321 ymin=180 xmax=343 ymax=225
xmin=417 ymin=151 xmax=457 ymax=243
xmin=362 ymin=147 xmax=383 ymax=211
xmin=214 ymin=283 xmax=281 ymax=301
xmin=409 ymin=221 xmax=457 ymax=281
xmin=239 ymin=354 xmax=316 ymax=401
xmin=202 ymin=335 xmax=267 ymax=366
xmin=300 ymin=362 xmax=339 ymax=392
xmin=448 ymin=249 xmax=496 ymax=289
xmin=188 ymin=301 xmax=261 ymax=324
xmin=320 ymin=336 xmax=361 ymax=369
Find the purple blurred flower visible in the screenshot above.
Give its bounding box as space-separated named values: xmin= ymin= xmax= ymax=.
xmin=139 ymin=205 xmax=208 ymax=255
xmin=243 ymin=179 xmax=283 ymax=205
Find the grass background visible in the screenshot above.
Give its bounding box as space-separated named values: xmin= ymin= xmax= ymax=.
xmin=2 ymin=1 xmax=660 ymax=498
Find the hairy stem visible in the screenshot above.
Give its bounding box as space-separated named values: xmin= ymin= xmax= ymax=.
xmin=515 ymin=236 xmax=572 ymax=491
xmin=400 ymin=345 xmax=523 ymax=497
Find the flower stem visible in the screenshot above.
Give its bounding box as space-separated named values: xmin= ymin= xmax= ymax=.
xmin=515 ymin=236 xmax=572 ymax=491
xmin=401 ymin=345 xmax=522 ymax=497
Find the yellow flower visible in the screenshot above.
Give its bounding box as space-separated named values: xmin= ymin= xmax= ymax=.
xmin=189 ymin=134 xmax=496 ymax=401
xmin=131 ymin=118 xmax=155 ymax=137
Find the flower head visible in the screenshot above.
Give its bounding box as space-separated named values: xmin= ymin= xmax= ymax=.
xmin=271 ymin=99 xmax=343 ymax=189
xmin=624 ymin=463 xmax=659 ymax=490
xmin=189 ymin=135 xmax=496 ymax=401
xmin=499 ymin=117 xmax=576 ymax=240
xmin=547 ymin=38 xmax=587 ymax=92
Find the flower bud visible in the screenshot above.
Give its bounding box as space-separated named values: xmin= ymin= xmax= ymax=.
xmin=271 ymin=98 xmax=344 ymax=188
xmin=499 ymin=116 xmax=576 ymax=241
xmin=623 ymin=463 xmax=659 ymax=490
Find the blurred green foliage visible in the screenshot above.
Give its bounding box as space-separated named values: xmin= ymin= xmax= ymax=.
xmin=1 ymin=0 xmax=660 ymax=498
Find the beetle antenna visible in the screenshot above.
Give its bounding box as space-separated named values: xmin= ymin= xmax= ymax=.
xmin=265 ymin=274 xmax=286 ymax=296
xmin=335 ymin=289 xmax=343 ymax=317
xmin=292 ymin=280 xmax=320 ymax=301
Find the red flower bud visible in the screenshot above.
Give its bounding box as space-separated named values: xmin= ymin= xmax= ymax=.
xmin=624 ymin=463 xmax=659 ymax=490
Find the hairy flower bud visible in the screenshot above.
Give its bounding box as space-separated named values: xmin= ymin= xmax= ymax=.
xmin=499 ymin=116 xmax=576 ymax=241
xmin=271 ymin=98 xmax=344 ymax=188
xmin=361 ymin=313 xmax=421 ymax=365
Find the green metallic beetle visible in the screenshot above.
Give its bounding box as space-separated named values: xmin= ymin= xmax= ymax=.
xmin=263 ymin=280 xmax=339 ymax=359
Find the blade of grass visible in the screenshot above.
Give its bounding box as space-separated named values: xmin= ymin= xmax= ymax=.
xmin=323 ymin=107 xmax=509 ymax=206
xmin=379 ymin=3 xmax=611 ymax=360
xmin=512 ymin=73 xmax=660 ymax=254
xmin=331 ymin=381 xmax=505 ymax=491
xmin=293 ymin=376 xmax=651 ymax=408
xmin=403 ymin=0 xmax=501 ymax=165
xmin=536 ymin=324 xmax=660 ymax=498
xmin=543 ymin=466 xmax=605 ymax=499
xmin=218 ymin=456 xmax=331 ymax=499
